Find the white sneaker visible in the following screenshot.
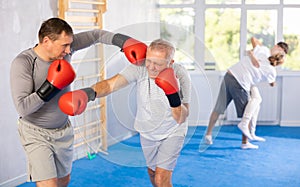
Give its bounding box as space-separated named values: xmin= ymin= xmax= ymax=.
xmin=238 ymin=123 xmax=253 ymax=140
xmin=241 ymin=142 xmax=259 ymax=149
xmin=205 ymin=135 xmax=213 ymax=145
xmin=251 ymin=134 xmax=266 ymax=142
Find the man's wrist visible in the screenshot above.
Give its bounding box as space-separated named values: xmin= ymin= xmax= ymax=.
xmin=166 ymin=92 xmax=181 ymax=108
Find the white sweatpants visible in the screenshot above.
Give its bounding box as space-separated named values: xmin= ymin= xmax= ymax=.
xmin=241 ymin=86 xmax=262 ymax=134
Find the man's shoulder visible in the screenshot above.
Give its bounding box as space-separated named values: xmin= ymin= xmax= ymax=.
xmin=15 ymin=48 xmax=35 ymax=60
xmin=173 ymin=63 xmax=184 ymax=68
xmin=120 ymin=64 xmax=147 ymax=80
xmin=173 ymin=63 xmax=188 ymax=72
xmin=12 ymin=48 xmax=36 ymax=67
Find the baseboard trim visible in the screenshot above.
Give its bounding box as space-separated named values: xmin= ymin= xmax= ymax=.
xmin=280 ymin=120 xmax=300 ymax=127
xmin=0 ymin=173 xmax=27 ymax=187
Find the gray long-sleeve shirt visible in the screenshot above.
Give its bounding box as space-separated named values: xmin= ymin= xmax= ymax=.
xmin=10 ymin=29 xmax=115 ymax=128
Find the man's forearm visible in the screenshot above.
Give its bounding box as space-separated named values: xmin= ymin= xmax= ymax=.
xmin=171 ymin=103 xmax=189 ymax=124
xmin=91 ymin=74 xmax=129 ymax=98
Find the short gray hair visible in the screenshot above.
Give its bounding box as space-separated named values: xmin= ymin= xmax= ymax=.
xmin=148 ymin=39 xmax=175 ymax=61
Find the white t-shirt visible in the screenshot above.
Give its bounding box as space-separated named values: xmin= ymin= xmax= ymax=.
xmin=120 ymin=63 xmax=191 ymax=141
xmin=229 ymin=45 xmax=276 ymax=91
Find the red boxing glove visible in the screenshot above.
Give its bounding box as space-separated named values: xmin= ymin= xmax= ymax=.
xmin=47 ymin=59 xmax=76 ymax=89
xmin=155 ymin=68 xmax=179 ymax=94
xmin=37 ymin=59 xmax=76 ymax=102
xmin=112 ymin=33 xmax=147 ymax=66
xmin=155 ymin=68 xmax=181 ymax=107
xmin=59 ymin=90 xmax=88 ymax=116
xmin=59 ymin=88 xmax=96 ymax=116
xmin=122 ymin=38 xmax=147 ymax=66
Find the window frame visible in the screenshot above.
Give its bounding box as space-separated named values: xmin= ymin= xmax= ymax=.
xmin=158 ymin=0 xmax=300 ymax=71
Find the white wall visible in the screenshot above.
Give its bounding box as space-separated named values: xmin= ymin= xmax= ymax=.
xmin=280 ymin=72 xmax=300 ymax=126
xmin=0 ymin=1 xmax=57 ymax=186
xmin=188 ymin=71 xmax=222 ymax=125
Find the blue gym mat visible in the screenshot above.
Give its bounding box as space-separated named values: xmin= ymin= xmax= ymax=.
xmin=18 ymin=125 xmax=300 ymax=187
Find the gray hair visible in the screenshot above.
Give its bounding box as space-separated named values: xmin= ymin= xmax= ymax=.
xmin=148 ymin=39 xmax=175 ymax=61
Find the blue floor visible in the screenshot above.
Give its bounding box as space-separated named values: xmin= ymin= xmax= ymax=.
xmin=18 ymin=125 xmax=300 ymax=187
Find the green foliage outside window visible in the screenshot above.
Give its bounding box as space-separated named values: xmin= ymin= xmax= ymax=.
xmin=159 ymin=2 xmax=300 ymax=71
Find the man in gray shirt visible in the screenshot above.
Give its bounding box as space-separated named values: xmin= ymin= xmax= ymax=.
xmin=10 ymin=17 xmax=147 ymax=187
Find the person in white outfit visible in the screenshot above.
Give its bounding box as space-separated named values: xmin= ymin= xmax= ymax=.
xmin=205 ymin=37 xmax=288 ymax=149
xmin=237 ymin=37 xmax=288 ymax=144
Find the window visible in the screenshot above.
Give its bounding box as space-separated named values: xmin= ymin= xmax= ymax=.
xmin=246 ymin=10 xmax=277 ymax=49
xmin=205 ymin=8 xmax=240 ymax=70
xmin=206 ymin=0 xmax=241 ymax=4
xmin=159 ymin=0 xmax=195 ymax=4
xmin=158 ymin=1 xmax=300 ymax=71
xmin=282 ymin=8 xmax=300 ymax=70
xmin=159 ymin=7 xmax=195 ymax=70
xmin=245 ymin=0 xmax=279 ymax=4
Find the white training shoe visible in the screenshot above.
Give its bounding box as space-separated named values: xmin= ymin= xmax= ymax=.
xmin=237 ymin=123 xmax=253 ymax=140
xmin=241 ymin=142 xmax=259 ymax=149
xmin=205 ymin=135 xmax=213 ymax=145
xmin=251 ymin=134 xmax=266 ymax=142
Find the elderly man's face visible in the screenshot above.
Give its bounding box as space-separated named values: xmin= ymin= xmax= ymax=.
xmin=145 ymin=48 xmax=172 ymax=79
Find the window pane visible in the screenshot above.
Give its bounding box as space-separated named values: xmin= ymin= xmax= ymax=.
xmin=206 ymin=0 xmax=241 ymax=4
xmin=158 ymin=0 xmax=194 ymax=4
xmin=205 ymin=8 xmax=241 ymax=71
xmin=160 ymin=8 xmax=195 ymax=70
xmin=283 ymin=0 xmax=300 ymax=4
xmin=246 ymin=0 xmax=279 ymax=4
xmin=246 ymin=10 xmax=277 ymax=49
xmin=283 ymin=8 xmax=300 ymax=70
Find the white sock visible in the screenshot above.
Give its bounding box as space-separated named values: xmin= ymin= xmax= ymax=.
xmin=241 ymin=142 xmax=259 ymax=149
xmin=205 ymin=135 xmax=213 ymax=145
xmin=251 ymin=133 xmax=266 ymax=142
xmin=238 ymin=121 xmax=252 ymax=140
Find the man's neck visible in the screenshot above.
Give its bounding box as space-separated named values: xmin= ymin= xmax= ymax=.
xmin=33 ymin=44 xmax=50 ymax=62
